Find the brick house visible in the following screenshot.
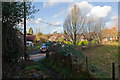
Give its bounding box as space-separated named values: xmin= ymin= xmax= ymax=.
xmin=102 ymin=27 xmax=118 ymax=43
xmin=26 ymin=33 xmax=35 ymax=42
xmin=48 ymin=33 xmax=64 ymax=41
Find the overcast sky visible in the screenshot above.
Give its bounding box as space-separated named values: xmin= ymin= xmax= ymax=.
xmin=19 ymin=1 xmax=118 ymax=34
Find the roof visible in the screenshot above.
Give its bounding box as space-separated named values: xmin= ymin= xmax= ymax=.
xmin=102 ymin=29 xmax=116 ymax=38
xmin=26 ymin=35 xmax=35 ymax=41
xmin=48 ymin=33 xmax=64 ymax=41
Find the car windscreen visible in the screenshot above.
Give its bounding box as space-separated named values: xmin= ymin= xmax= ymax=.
xmin=27 ymin=43 xmax=29 ymax=45
xmin=43 ymin=44 xmax=46 ymax=46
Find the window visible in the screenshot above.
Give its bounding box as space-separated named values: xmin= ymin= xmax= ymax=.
xmin=54 ymin=36 xmax=57 ymax=38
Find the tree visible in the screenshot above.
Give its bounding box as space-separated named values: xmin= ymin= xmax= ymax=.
xmin=2 ymin=2 xmax=38 ymax=63
xmin=63 ymin=5 xmax=86 ymax=47
xmin=83 ymin=18 xmax=97 ymax=47
xmin=37 ymin=32 xmax=42 ymax=36
xmin=28 ymin=27 xmax=33 ymax=35
xmin=95 ymin=20 xmax=105 ymax=45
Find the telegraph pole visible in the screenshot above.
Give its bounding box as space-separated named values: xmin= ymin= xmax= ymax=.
xmin=24 ymin=2 xmax=27 ymax=60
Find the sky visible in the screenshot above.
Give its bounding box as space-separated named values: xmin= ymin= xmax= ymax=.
xmin=19 ymin=1 xmax=118 ymax=34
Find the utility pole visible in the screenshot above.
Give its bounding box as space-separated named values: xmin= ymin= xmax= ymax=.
xmin=24 ymin=2 xmax=27 ymax=60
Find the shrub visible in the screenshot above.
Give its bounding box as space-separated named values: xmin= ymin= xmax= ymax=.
xmin=92 ymin=40 xmax=98 ymax=45
xmin=64 ymin=41 xmax=68 ymax=44
xmin=78 ymin=41 xmax=88 ymax=46
xmin=112 ymin=39 xmax=119 ymax=42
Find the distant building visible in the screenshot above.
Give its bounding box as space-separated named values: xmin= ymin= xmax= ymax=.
xmin=26 ymin=33 xmax=35 ymax=42
xmin=48 ymin=33 xmax=64 ymax=41
xmin=102 ymin=27 xmax=118 ymax=43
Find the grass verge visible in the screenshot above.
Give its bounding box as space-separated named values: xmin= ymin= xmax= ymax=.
xmin=83 ymin=41 xmax=119 ymax=78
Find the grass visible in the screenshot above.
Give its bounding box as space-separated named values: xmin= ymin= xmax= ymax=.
xmin=23 ymin=61 xmax=51 ymax=78
xmin=83 ymin=41 xmax=119 ymax=78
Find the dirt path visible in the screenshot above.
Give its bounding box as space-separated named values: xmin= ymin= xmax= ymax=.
xmin=29 ymin=51 xmax=62 ymax=79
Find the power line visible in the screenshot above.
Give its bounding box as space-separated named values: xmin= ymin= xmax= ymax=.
xmin=39 ymin=21 xmax=63 ymax=27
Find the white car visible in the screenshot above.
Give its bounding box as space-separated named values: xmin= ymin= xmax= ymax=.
xmin=26 ymin=41 xmax=34 ymax=47
xmin=40 ymin=43 xmax=48 ymax=53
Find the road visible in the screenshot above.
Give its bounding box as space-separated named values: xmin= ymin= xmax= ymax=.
xmin=29 ymin=53 xmax=46 ymax=61
xmin=29 ymin=50 xmax=46 ymax=61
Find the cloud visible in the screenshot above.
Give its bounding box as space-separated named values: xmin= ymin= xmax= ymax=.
xmin=39 ymin=23 xmax=63 ymax=34
xmin=69 ymin=1 xmax=112 ymax=18
xmin=35 ymin=18 xmax=42 ymax=24
xmin=67 ymin=1 xmax=115 ymax=24
xmin=53 ymin=10 xmax=66 ymax=18
xmin=68 ymin=1 xmax=93 ymax=15
xmin=75 ymin=1 xmax=93 ymax=15
xmin=53 ymin=14 xmax=59 ymax=18
xmin=33 ymin=20 xmax=63 ymax=34
xmin=51 ymin=27 xmax=63 ymax=33
xmin=87 ymin=6 xmax=112 ymax=18
xmin=53 ymin=21 xmax=63 ymax=25
xmin=43 ymin=0 xmax=74 ymax=8
xmin=43 ymin=2 xmax=57 ymax=8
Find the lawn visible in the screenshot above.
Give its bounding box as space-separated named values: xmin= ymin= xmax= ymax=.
xmin=83 ymin=41 xmax=119 ymax=78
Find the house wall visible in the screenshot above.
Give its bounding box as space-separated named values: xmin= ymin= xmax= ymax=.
xmin=102 ymin=37 xmax=107 ymax=43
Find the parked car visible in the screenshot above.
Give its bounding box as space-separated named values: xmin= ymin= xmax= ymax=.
xmin=40 ymin=43 xmax=48 ymax=53
xmin=26 ymin=41 xmax=34 ymax=47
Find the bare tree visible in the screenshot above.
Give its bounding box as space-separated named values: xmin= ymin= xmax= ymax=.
xmin=94 ymin=19 xmax=105 ymax=45
xmin=83 ymin=19 xmax=96 ymax=47
xmin=83 ymin=17 xmax=105 ymax=46
xmin=63 ymin=5 xmax=86 ymax=47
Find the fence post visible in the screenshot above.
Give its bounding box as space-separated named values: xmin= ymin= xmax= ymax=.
xmin=86 ymin=57 xmax=88 ymax=71
xmin=112 ymin=62 xmax=115 ymax=80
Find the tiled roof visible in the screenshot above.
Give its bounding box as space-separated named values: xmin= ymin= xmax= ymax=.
xmin=102 ymin=29 xmax=116 ymax=37
xmin=26 ymin=35 xmax=35 ymax=41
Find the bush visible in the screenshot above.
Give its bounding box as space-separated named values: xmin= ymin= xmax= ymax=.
xmin=64 ymin=41 xmax=68 ymax=44
xmin=78 ymin=41 xmax=88 ymax=46
xmin=92 ymin=40 xmax=98 ymax=45
xmin=112 ymin=39 xmax=119 ymax=42
xmin=64 ymin=41 xmax=73 ymax=45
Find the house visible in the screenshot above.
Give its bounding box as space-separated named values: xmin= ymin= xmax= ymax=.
xmin=26 ymin=33 xmax=35 ymax=46
xmin=102 ymin=27 xmax=118 ymax=43
xmin=48 ymin=33 xmax=64 ymax=41
xmin=26 ymin=33 xmax=35 ymax=42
